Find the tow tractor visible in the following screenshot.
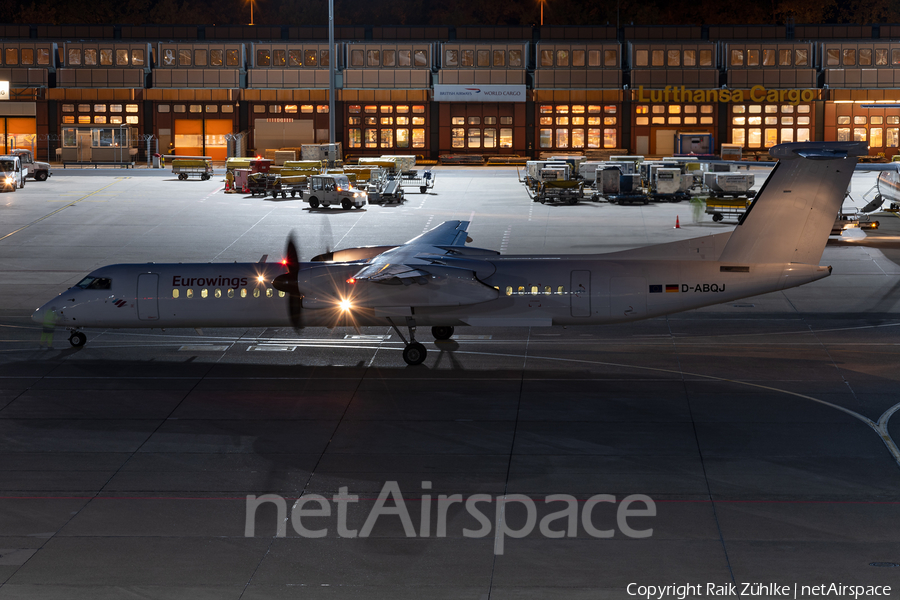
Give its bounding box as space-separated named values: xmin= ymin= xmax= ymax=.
xmin=305 ymin=174 xmax=367 ymax=210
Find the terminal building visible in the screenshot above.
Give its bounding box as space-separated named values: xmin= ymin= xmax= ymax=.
xmin=2 ymin=23 xmax=900 ymax=163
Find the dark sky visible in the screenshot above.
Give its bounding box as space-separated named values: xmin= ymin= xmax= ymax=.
xmin=5 ymin=0 xmax=893 ymax=27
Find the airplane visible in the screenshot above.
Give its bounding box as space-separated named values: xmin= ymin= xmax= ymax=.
xmin=32 ymin=141 xmax=864 ymax=365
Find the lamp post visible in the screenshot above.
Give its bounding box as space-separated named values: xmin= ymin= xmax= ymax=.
xmin=328 ymin=0 xmax=335 ymax=144
xmin=248 ymin=0 xmax=255 ymax=25
xmin=539 ymin=0 xmax=544 ymax=26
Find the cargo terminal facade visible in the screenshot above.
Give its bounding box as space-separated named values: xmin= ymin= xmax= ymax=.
xmin=4 ymin=23 xmax=900 ymax=161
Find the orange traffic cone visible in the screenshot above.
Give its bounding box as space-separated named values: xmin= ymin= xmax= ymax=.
xmin=674 ymin=216 xmax=681 ymax=229
xmin=224 ymin=179 xmax=231 ymax=192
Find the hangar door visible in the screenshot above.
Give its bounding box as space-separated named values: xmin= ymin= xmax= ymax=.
xmin=253 ymin=119 xmax=314 ymax=155
xmin=173 ymin=119 xmax=231 ymax=161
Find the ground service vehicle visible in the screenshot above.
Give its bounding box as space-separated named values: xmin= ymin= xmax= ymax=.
xmin=306 ymin=174 xmax=367 ymax=209
xmin=171 ymin=157 xmax=214 ymax=180
xmin=0 ymin=155 xmax=26 ymax=191
xmin=11 ymin=149 xmax=50 ymax=181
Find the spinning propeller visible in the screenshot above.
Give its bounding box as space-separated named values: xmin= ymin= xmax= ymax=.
xmin=271 ymin=232 xmax=305 ymax=329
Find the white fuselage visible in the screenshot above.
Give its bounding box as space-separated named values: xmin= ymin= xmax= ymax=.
xmin=32 ymin=257 xmax=830 ymax=331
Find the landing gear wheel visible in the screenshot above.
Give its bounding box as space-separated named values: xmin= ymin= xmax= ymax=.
xmin=432 ymin=325 xmax=454 ymax=340
xmin=403 ymin=342 xmax=427 ymax=365
xmin=342 ymin=199 xmax=352 ymax=210
xmin=309 ymin=197 xmax=319 ymax=208
xmin=69 ymin=331 xmax=86 ymax=348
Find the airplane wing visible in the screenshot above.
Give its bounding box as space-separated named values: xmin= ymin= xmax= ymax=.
xmin=351 ymin=220 xmax=474 ymax=282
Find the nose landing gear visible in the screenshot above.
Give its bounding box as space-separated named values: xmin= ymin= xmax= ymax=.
xmin=68 ymin=330 xmax=86 ymax=348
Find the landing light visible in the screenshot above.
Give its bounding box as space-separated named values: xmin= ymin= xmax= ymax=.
xmin=346 ymin=277 xmax=356 ymax=284
xmin=257 ymin=275 xmax=266 ymax=283
xmin=339 ymin=299 xmax=352 ymax=311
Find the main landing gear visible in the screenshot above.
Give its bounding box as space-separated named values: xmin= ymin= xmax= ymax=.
xmin=388 ymin=318 xmax=428 ymax=365
xmin=68 ymin=330 xmax=86 ymax=348
xmin=431 ymin=326 xmax=454 ymax=340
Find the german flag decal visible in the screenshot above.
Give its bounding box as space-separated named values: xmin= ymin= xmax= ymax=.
xmin=666 ymin=284 xmax=679 ymax=293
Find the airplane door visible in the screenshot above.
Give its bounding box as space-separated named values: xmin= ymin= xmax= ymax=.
xmin=570 ymin=270 xmax=591 ymax=317
xmin=137 ymin=273 xmax=159 ymax=321
xmin=610 ymin=277 xmax=647 ymax=319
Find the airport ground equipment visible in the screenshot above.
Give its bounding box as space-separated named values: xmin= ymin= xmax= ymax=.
xmin=305 ymin=174 xmax=367 ymax=210
xmin=401 ymin=169 xmax=435 ymax=194
xmin=532 ymin=179 xmax=585 ymax=204
xmin=301 ymin=143 xmax=343 ymax=168
xmin=366 ymin=169 xmax=405 ymax=204
xmin=605 ymin=173 xmax=649 ymax=205
xmin=10 ymin=149 xmax=50 ymax=181
xmin=171 ymin=157 xmax=213 ymax=181
xmin=0 ymin=154 xmax=25 ymax=191
xmin=706 ymin=197 xmax=753 ymax=222
xmin=704 ymin=172 xmax=756 ymax=198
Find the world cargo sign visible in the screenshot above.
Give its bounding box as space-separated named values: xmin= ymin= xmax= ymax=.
xmin=637 ymin=85 xmax=817 ymax=106
xmin=433 ymin=84 xmax=526 ymax=102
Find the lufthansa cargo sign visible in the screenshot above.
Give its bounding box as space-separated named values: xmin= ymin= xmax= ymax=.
xmin=433 ymin=84 xmax=526 ymax=102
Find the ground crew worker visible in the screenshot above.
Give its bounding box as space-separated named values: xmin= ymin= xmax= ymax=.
xmin=39 ymin=308 xmax=56 ymax=348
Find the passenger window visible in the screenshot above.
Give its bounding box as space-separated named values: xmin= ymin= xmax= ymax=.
xmin=279 ymin=291 xmax=286 ymax=298
xmin=266 ymin=288 xmax=274 ymax=298
xmin=530 ymin=285 xmax=538 ymax=295
xmin=253 ymin=288 xmax=260 ymax=298
xmin=227 ymin=288 xmax=234 ymax=298
xmin=241 ymin=288 xmax=247 ymax=298
xmin=505 ymin=286 xmax=513 ymax=296
xmin=201 ymin=289 xmax=208 ymax=298
xmin=517 ymin=286 xmax=525 ymax=294
xmin=557 ymin=286 xmax=564 ymax=294
xmin=172 ymin=289 xmax=180 ymax=299
xmin=544 ymin=286 xmax=551 ymax=294
xmin=187 ymin=288 xmax=194 ymax=298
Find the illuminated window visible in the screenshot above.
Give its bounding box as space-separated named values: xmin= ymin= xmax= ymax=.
xmin=467 ymin=128 xmax=480 ymax=148
xmin=126 ymin=104 xmax=138 ymax=113
xmin=483 ymin=128 xmax=496 ymax=148
xmin=765 ymin=105 xmax=778 ymax=113
xmin=872 ymin=116 xmax=883 ymax=125
xmin=748 ymin=129 xmax=762 ymax=147
xmin=517 ymin=286 xmax=525 ymax=294
xmin=557 ymin=286 xmax=564 ymax=294
xmin=700 ymin=117 xmax=713 ymax=125
xmin=837 ymin=128 xmax=850 ymax=142
xmin=380 ymin=117 xmax=393 ymax=125
xmin=749 ymin=116 xmax=762 ymax=125
xmin=749 ymin=105 xmax=762 ymax=114
xmin=201 ymin=289 xmax=208 ymax=298
xmin=253 ymin=289 xmax=260 ymax=298
xmin=506 ymin=286 xmax=513 ymax=296
xmin=557 ymin=117 xmax=569 ymax=126
xmin=556 ymin=129 xmax=568 ymax=148
xmin=572 ymin=117 xmax=585 ymax=125
xmin=733 ymin=117 xmax=746 ymax=125
xmin=172 ymin=289 xmax=180 ymax=299
xmin=266 ymin=288 xmax=274 ymax=298
xmin=396 ymin=116 xmax=408 ymax=125
xmin=781 ymin=117 xmax=793 ymax=125
xmin=365 ymin=129 xmax=377 ymax=148
xmin=887 ymin=128 xmax=899 ymax=147
xmin=413 ymin=129 xmax=426 ymax=148
xmin=452 ymin=116 xmax=465 ymax=125
xmin=652 ymin=105 xmax=665 ymax=114
xmin=452 ymin=128 xmax=465 ymax=148
xmin=854 ymin=128 xmax=867 ymax=142
xmin=859 ymin=48 xmax=872 ymax=66
xmin=348 ymin=128 xmax=361 ymax=148
xmin=381 ymin=129 xmax=393 ymax=148
xmin=187 ymin=289 xmax=194 ymax=298
xmin=765 ymin=117 xmax=777 ymax=125
xmin=604 ymin=129 xmax=616 ymax=148
xmin=732 ymin=129 xmax=745 ymax=145
xmin=270 ymin=105 xmax=282 ymax=114
xmin=781 ymin=128 xmax=793 ymax=143
xmin=227 ymin=289 xmax=234 ymax=298
xmin=636 ymin=117 xmax=649 ymax=125
xmin=301 ymin=105 xmax=314 ymax=113
xmin=668 ymin=105 xmax=681 ymax=114
xmin=871 ymin=128 xmax=883 ymax=147
xmin=668 ymin=117 xmax=681 ymax=125
xmin=837 ymin=116 xmax=851 ymax=125
xmin=499 ymin=128 xmax=512 ymax=149
xmin=240 ymin=288 xmax=247 ymax=298
xmin=94 ymin=116 xmax=107 ymax=124
xmin=797 ymin=105 xmax=810 ymax=114
xmin=635 ymin=49 xmax=648 ymax=67
xmin=539 ymin=129 xmax=553 ymax=148
xmin=651 ymin=117 xmax=665 ymax=124
xmin=636 ymin=105 xmax=649 ymax=114
xmin=572 ymin=129 xmax=585 ymax=148
xmin=854 ymin=116 xmax=867 ymax=125
xmin=684 ymin=117 xmax=697 ymax=124
xmin=214 ymin=289 xmax=222 ymax=299
xmin=397 ymin=129 xmax=409 ymax=148
xmin=467 ymin=116 xmax=480 ymax=124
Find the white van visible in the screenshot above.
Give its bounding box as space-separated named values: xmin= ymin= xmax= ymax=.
xmin=0 ymin=155 xmax=26 ymax=192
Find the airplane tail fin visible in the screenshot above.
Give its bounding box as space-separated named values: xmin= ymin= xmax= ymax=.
xmin=718 ymin=142 xmax=866 ymax=265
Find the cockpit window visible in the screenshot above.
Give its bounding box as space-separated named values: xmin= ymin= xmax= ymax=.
xmin=76 ymin=276 xmax=112 ymax=290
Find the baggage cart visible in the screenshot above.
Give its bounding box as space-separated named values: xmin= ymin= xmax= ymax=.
xmin=171 ymin=156 xmax=214 ymax=180
xmin=706 ymin=197 xmax=752 ymax=222
xmin=401 ymin=169 xmax=436 ymax=193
